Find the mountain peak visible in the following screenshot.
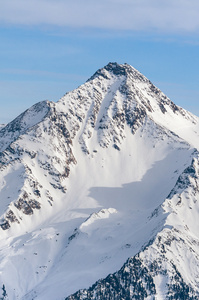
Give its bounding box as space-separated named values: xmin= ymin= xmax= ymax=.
xmin=104 ymin=62 xmax=129 ymax=76
xmin=87 ymin=62 xmax=146 ymax=82
xmin=57 ymin=62 xmax=197 ymax=155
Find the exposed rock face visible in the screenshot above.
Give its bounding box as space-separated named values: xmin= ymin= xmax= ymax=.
xmin=66 ymin=255 xmax=198 ymax=300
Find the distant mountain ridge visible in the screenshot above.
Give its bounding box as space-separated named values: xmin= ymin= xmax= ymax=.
xmin=0 ymin=63 xmax=199 ymax=299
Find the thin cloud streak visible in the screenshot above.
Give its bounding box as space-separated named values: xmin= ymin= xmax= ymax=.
xmin=1 ymin=0 xmax=199 ymax=33
xmin=0 ymin=68 xmax=86 ymax=81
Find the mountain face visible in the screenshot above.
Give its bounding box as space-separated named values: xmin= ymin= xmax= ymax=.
xmin=0 ymin=62 xmax=199 ymax=299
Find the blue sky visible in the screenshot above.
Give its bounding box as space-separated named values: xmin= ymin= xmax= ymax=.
xmin=0 ymin=0 xmax=199 ymax=123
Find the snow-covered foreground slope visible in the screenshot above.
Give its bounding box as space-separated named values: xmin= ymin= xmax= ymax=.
xmin=0 ymin=63 xmax=199 ymax=299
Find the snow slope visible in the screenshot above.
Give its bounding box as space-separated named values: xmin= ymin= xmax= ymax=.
xmin=0 ymin=63 xmax=199 ymax=299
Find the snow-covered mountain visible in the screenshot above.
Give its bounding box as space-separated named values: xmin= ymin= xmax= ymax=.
xmin=0 ymin=62 xmax=199 ymax=299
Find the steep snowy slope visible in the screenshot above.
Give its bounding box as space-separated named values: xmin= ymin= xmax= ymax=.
xmin=0 ymin=63 xmax=199 ymax=299
xmin=66 ymin=153 xmax=199 ymax=300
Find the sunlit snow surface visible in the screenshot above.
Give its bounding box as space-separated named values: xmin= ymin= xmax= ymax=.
xmin=0 ymin=63 xmax=199 ymax=299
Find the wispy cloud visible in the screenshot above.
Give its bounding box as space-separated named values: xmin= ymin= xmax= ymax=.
xmin=0 ymin=68 xmax=86 ymax=82
xmin=1 ymin=0 xmax=199 ymax=34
